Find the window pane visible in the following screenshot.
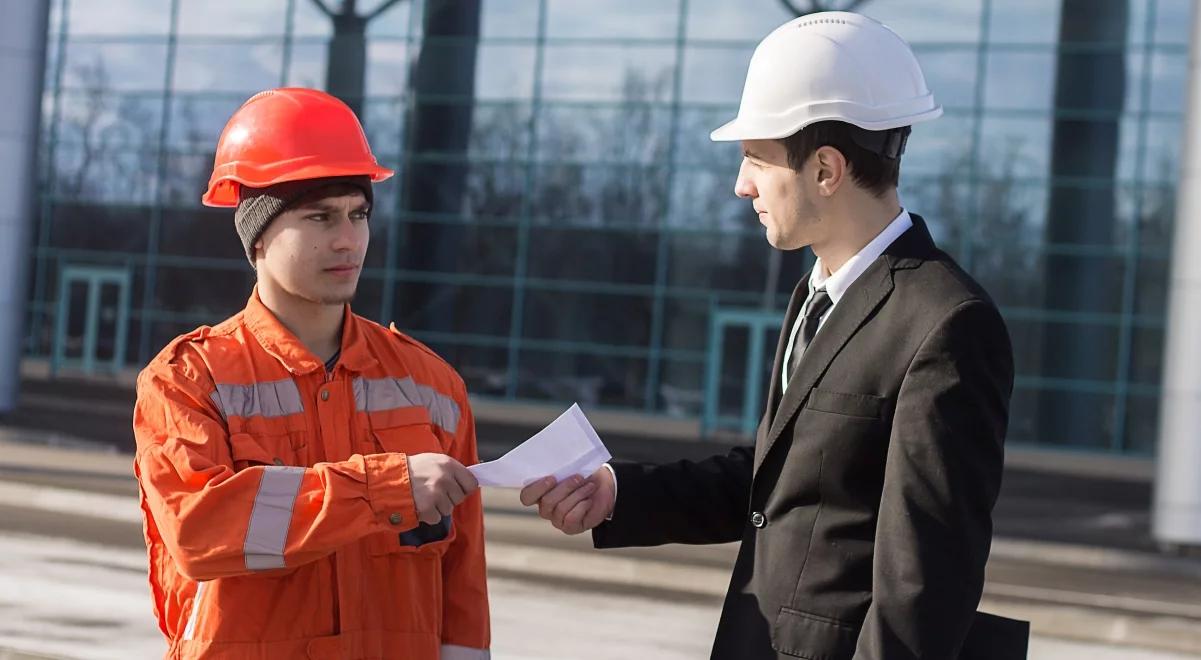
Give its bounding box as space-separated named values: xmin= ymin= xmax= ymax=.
xmin=667 ymin=233 xmax=770 ymax=295
xmin=1154 ymin=0 xmax=1193 ymax=45
xmin=987 ymin=0 xmax=1061 ymax=44
xmin=52 ymin=144 xmax=159 ymax=204
xmin=547 ymin=0 xmax=678 ymax=39
xmin=901 ymin=114 xmax=981 ymax=179
xmin=680 ymin=45 xmax=751 ymax=105
xmin=448 ymin=345 xmax=513 ymax=397
xmin=366 ymin=40 xmax=413 ymax=97
xmin=62 ymin=41 xmax=168 ymax=91
xmin=541 ymin=45 xmax=675 ymax=102
xmin=68 ymin=0 xmax=171 ymax=36
xmin=983 ymin=49 xmax=1056 ymax=111
xmin=284 ymin=40 xmax=328 ymax=87
xmin=160 ymin=207 xmax=245 ymax=260
xmin=685 ymin=0 xmax=798 ymax=42
xmin=1148 ymin=52 xmax=1187 ymax=115
xmin=474 ymin=44 xmax=536 ymax=100
xmin=516 ymin=349 xmax=646 ymax=408
xmin=365 ymin=1 xmax=417 ymax=38
xmin=49 ymin=202 xmax=151 ymax=253
xmin=55 ymin=90 xmax=164 ymax=151
xmin=166 ymin=94 xmax=244 ymax=149
xmin=668 ymin=168 xmax=752 ymax=231
xmin=154 ymin=265 xmax=253 ymax=318
xmin=522 ymin=290 xmax=652 ymax=347
xmin=536 ymin=105 xmax=671 ymax=164
xmin=481 ymin=0 xmax=539 ymax=39
xmin=391 ymin=283 xmax=512 ymax=336
xmin=914 ymin=47 xmax=979 ymax=111
xmin=526 ymin=227 xmax=658 ymax=285
xmin=173 ymin=42 xmax=284 ymax=93
xmin=529 ymin=163 xmax=670 ymax=227
xmin=177 ymin=0 xmax=288 ymax=37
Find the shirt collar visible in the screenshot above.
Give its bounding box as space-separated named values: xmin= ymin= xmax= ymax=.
xmin=809 ymin=209 xmax=913 ymax=303
xmin=243 ymin=286 xmax=377 ymax=375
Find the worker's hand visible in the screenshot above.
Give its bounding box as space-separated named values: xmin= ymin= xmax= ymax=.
xmin=407 ymin=453 xmax=478 ymax=525
xmin=519 ymin=465 xmax=615 ymax=535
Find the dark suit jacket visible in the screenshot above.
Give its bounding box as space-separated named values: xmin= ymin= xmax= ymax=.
xmin=593 ymin=215 xmax=1026 ymax=659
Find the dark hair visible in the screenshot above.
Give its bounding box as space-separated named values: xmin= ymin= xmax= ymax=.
xmin=779 ymin=120 xmax=903 ymax=198
xmin=289 ymin=182 xmax=370 ymax=210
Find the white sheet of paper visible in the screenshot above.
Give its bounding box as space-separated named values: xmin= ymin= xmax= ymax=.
xmin=468 ymin=403 xmax=611 ymax=488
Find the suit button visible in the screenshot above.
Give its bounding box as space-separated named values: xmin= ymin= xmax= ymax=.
xmin=751 ymin=512 xmax=766 ymax=528
xmin=389 ymin=513 xmax=403 ymax=526
xmin=320 ymin=389 xmax=330 ymax=401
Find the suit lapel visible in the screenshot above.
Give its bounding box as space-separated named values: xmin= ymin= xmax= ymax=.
xmin=755 ymin=258 xmax=895 ymax=472
xmin=763 ymin=277 xmax=810 ymax=432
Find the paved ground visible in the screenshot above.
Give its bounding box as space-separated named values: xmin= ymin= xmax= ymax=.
xmin=1 ymin=532 xmax=1198 ymax=660
xmin=4 ymin=389 xmax=1201 ymax=658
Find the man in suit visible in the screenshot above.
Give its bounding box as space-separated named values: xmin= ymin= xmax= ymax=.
xmin=519 ymin=12 xmax=1027 ymax=660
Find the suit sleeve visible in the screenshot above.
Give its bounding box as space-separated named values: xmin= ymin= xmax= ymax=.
xmin=439 ymin=386 xmax=490 ymax=655
xmin=592 ymin=444 xmax=754 ymax=548
xmin=854 ymin=300 xmax=1014 ymax=659
xmin=133 ymin=349 xmax=420 ymax=582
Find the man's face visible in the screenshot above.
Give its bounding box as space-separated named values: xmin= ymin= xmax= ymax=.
xmin=255 ymin=188 xmax=370 ymax=306
xmin=734 ymin=139 xmax=822 ymax=250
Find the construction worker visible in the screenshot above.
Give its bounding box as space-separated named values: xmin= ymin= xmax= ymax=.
xmin=520 ymin=12 xmax=1028 ymax=660
xmin=133 ymin=88 xmax=490 ymax=659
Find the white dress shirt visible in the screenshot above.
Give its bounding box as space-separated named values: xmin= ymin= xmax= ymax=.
xmin=781 ymin=209 xmax=913 ymax=392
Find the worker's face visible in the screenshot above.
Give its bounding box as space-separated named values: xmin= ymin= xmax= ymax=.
xmin=734 ymin=139 xmax=822 ymax=250
xmin=255 ymin=187 xmax=370 ymax=306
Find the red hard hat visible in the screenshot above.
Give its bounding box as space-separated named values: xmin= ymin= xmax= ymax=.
xmin=202 ymin=88 xmax=394 ymax=207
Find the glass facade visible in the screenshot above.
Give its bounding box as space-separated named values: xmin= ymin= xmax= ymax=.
xmin=26 ymin=0 xmax=1190 ymax=454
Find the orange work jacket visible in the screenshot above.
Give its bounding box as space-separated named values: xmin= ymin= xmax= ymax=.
xmin=133 ymin=289 xmax=490 ymax=659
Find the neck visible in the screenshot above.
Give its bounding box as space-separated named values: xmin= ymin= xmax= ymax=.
xmin=257 ymin=281 xmax=345 ymax=362
xmin=811 ymin=190 xmax=902 ymax=276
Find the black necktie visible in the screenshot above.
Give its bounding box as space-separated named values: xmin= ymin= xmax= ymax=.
xmin=788 ymin=288 xmax=833 ymax=377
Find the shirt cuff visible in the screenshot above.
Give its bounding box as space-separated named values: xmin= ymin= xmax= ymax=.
xmin=602 ymin=462 xmax=617 ymax=521
xmin=363 ymin=452 xmax=419 ymax=533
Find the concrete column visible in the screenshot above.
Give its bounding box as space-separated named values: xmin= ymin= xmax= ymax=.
xmin=1154 ymin=1 xmax=1201 ymax=549
xmin=0 ymin=0 xmax=50 ymax=414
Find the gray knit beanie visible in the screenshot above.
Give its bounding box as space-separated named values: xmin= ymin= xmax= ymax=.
xmin=235 ymin=175 xmax=373 ymax=264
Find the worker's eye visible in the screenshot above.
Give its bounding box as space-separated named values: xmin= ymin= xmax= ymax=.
xmin=351 ymin=210 xmax=370 ymax=222
xmin=306 ymin=213 xmax=329 ymax=223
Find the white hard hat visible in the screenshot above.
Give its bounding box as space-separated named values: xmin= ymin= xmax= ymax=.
xmin=710 ymin=12 xmax=942 ymax=142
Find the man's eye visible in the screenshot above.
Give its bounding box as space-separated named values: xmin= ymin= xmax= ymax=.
xmin=308 ymin=214 xmax=328 ymax=222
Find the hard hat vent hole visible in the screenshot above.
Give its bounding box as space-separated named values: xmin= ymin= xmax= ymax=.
xmin=246 ymin=90 xmax=277 ymax=104
xmin=797 ymin=18 xmax=847 ymax=28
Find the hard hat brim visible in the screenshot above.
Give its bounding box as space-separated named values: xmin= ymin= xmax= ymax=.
xmin=709 ymin=104 xmax=943 ymax=143
xmin=202 ymin=162 xmax=395 ymax=207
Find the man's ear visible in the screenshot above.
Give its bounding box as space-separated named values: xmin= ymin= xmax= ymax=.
xmin=814 ymin=146 xmax=847 ymax=197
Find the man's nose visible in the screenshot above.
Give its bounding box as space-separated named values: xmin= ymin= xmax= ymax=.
xmin=734 ymin=160 xmax=756 ymax=199
xmin=330 ymin=215 xmax=359 ymax=251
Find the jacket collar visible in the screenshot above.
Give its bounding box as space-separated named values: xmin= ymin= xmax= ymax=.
xmin=243 ymin=287 xmax=378 ymax=376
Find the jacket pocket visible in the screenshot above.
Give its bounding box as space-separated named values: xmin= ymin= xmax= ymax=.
xmin=771 ymin=607 xmax=859 ymax=660
xmin=365 ymin=411 xmax=457 ymax=556
xmin=804 ymin=388 xmax=885 ymax=420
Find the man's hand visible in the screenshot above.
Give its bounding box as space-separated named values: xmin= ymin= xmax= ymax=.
xmin=407 ymin=453 xmax=479 ymax=525
xmin=519 ymin=465 xmax=615 ymax=535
